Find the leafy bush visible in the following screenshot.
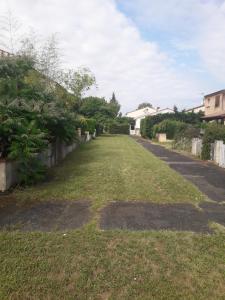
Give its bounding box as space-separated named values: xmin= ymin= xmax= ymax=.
xmin=8 ymin=120 xmax=48 ymax=185
xmin=108 ymin=122 xmax=129 ymax=134
xmin=140 ymin=112 xmax=202 ymax=139
xmin=153 ymin=120 xmax=187 ymax=139
xmin=75 ymin=117 xmax=96 ymax=135
xmin=201 ymin=123 xmax=225 ymax=160
xmin=140 ymin=117 xmax=153 ymax=138
xmin=85 ymin=118 xmax=96 ymax=134
xmin=173 ymin=125 xmax=200 ymax=151
xmin=0 ymin=55 xmax=81 ymax=185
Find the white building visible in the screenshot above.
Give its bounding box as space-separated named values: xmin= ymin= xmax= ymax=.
xmin=185 ymin=105 xmax=205 ymax=114
xmin=126 ymin=107 xmax=174 ymax=136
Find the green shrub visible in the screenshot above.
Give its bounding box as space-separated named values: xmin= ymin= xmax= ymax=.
xmin=153 ymin=120 xmax=187 ymax=139
xmin=140 ymin=112 xmax=202 ymax=139
xmin=140 ymin=117 xmax=154 ymax=138
xmin=201 ymin=123 xmax=225 ymax=160
xmin=75 ymin=117 xmax=96 ymax=135
xmin=95 ymin=123 xmax=104 ymax=135
xmin=8 ymin=120 xmax=48 ymax=185
xmin=85 ymin=118 xmax=96 ymax=134
xmin=173 ymin=125 xmax=200 ymax=151
xmin=108 ymin=122 xmax=129 ymax=134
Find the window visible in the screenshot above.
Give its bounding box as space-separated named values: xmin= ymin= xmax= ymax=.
xmin=215 ymin=95 xmax=220 ymax=108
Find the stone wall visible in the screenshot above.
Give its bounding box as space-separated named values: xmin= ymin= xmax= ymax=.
xmin=0 ymin=132 xmax=92 ymax=192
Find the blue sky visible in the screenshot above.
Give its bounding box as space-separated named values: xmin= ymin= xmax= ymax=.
xmin=1 ymin=0 xmax=225 ymax=112
xmin=115 ymin=0 xmax=225 ymax=100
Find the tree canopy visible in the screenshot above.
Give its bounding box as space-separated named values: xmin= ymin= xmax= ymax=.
xmin=138 ymin=102 xmax=153 ymax=109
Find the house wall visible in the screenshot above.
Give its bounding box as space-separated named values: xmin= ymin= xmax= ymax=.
xmin=135 ymin=116 xmax=145 ymax=129
xmin=204 ymin=93 xmax=225 ymax=116
xmin=126 ymin=107 xmax=156 ymax=119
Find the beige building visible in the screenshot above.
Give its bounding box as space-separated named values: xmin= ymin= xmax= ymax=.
xmin=202 ymin=90 xmax=225 ymax=123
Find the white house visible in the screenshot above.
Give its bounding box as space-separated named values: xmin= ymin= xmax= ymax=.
xmin=126 ymin=107 xmax=174 ymax=136
xmin=185 ymin=104 xmax=205 ymax=114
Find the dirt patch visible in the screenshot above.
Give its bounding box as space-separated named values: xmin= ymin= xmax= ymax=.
xmin=100 ymin=202 xmax=211 ymax=233
xmin=0 ymin=200 xmax=91 ymax=231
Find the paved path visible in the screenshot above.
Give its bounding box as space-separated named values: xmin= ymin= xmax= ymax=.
xmin=134 ymin=137 xmax=225 ymax=203
xmin=0 ymin=200 xmax=91 ymax=231
xmin=100 ymin=202 xmax=211 ymax=233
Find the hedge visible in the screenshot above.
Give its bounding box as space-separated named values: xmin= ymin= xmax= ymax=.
xmin=153 ymin=119 xmax=187 ymax=139
xmin=108 ymin=122 xmax=129 ymax=134
xmin=140 ymin=112 xmax=203 ymax=139
xmin=201 ymin=123 xmax=225 ymax=160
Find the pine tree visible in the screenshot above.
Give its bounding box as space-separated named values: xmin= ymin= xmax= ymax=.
xmin=109 ymin=92 xmax=120 ymax=117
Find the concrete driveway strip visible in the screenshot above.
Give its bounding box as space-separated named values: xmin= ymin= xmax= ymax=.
xmin=134 ymin=137 xmax=225 ymax=203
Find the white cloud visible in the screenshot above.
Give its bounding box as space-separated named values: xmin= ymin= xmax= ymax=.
xmin=0 ymin=0 xmax=203 ymax=112
xmin=117 ymin=0 xmax=225 ymax=94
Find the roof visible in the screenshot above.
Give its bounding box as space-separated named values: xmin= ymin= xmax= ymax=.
xmin=202 ymin=112 xmax=225 ymax=120
xmin=185 ymin=104 xmax=204 ymax=112
xmin=156 ymin=108 xmax=174 ymax=113
xmin=132 ymin=107 xmax=174 ymax=120
xmin=126 ymin=107 xmax=157 ymax=119
xmin=204 ymin=90 xmax=225 ymax=98
xmin=126 ymin=106 xmax=156 ymax=115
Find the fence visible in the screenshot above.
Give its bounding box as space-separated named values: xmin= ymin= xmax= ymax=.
xmin=191 ymin=138 xmax=225 ymax=168
xmin=191 ymin=138 xmax=202 ymax=157
xmin=0 ymin=131 xmax=93 ymax=192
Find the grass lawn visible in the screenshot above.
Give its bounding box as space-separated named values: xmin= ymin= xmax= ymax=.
xmin=15 ymin=134 xmax=205 ymax=211
xmin=1 ymin=135 xmax=225 ymax=299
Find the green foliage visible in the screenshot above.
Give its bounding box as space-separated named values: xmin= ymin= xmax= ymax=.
xmin=140 ymin=112 xmax=202 ymax=139
xmin=108 ymin=122 xmax=129 ymax=134
xmin=173 ymin=125 xmax=200 ymax=151
xmin=75 ymin=116 xmax=96 ymax=135
xmin=109 ymin=92 xmax=120 ymax=117
xmin=79 ymin=96 xmax=122 ymax=133
xmin=85 ymin=119 xmax=96 ymax=134
xmin=140 ymin=117 xmax=154 ymax=138
xmin=8 ymin=120 xmax=47 ymax=185
xmin=201 ymin=123 xmax=225 ymax=160
xmin=153 ymin=120 xmax=187 ymax=139
xmin=0 ymin=55 xmax=84 ymax=185
xmin=138 ymin=102 xmax=153 ymax=109
xmin=0 ymin=56 xmax=34 ymax=99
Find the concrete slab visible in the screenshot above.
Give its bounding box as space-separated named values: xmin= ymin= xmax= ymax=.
xmin=0 ymin=200 xmax=91 ymax=231
xmin=100 ymin=202 xmax=211 ymax=233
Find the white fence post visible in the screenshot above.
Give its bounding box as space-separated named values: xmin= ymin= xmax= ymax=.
xmin=192 ymin=138 xmax=202 ymax=156
xmin=214 ymin=140 xmax=225 ymax=167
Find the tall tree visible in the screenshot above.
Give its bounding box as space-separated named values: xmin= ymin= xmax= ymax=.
xmin=173 ymin=105 xmax=178 ymax=113
xmin=0 ymin=10 xmax=21 ymax=53
xmin=109 ymin=92 xmax=120 ymax=117
xmin=138 ymin=102 xmax=153 ymax=109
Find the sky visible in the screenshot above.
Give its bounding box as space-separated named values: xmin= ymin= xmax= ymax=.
xmin=0 ymin=0 xmax=225 ymax=113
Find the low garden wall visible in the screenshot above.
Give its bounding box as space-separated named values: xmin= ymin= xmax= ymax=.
xmin=191 ymin=138 xmax=225 ymax=168
xmin=0 ymin=132 xmax=93 ymax=192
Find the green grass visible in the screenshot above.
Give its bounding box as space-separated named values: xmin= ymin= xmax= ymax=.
xmin=1 ymin=135 xmax=225 ymax=299
xmin=1 ymin=229 xmax=225 ymax=299
xmin=15 ymin=135 xmax=205 ymax=211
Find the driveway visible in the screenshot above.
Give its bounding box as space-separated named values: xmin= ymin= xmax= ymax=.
xmin=134 ymin=137 xmax=225 ymax=203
